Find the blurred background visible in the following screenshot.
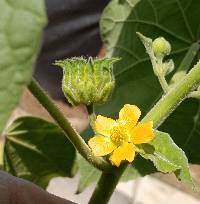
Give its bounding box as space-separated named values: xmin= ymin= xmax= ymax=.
xmin=10 ymin=0 xmax=200 ymax=203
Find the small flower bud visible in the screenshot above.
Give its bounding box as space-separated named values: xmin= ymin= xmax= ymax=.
xmin=54 ymin=57 xmax=119 ymax=106
xmin=163 ymin=59 xmax=174 ymax=76
xmin=152 ymin=37 xmax=171 ymax=58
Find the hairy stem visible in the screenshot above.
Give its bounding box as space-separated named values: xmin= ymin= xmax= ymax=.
xmin=157 ymin=74 xmax=169 ymax=93
xmin=28 ymin=79 xmax=112 ymax=172
xmin=170 ymin=42 xmax=200 ymax=85
xmin=156 ymin=57 xmax=169 ymax=93
xmin=89 ymin=60 xmax=200 ymax=204
xmin=143 ymin=60 xmax=200 ymax=128
xmin=88 ymin=163 xmax=128 ymax=204
xmin=188 ymin=91 xmax=200 ymax=99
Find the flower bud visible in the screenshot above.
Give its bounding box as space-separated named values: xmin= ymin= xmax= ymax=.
xmin=163 ymin=59 xmax=174 ymax=76
xmin=152 ymin=37 xmax=171 ymax=58
xmin=54 ymin=57 xmax=118 ymax=106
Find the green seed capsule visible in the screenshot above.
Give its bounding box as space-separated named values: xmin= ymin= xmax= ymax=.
xmin=54 ymin=57 xmax=119 ymax=106
xmin=152 ymin=37 xmax=171 ymax=58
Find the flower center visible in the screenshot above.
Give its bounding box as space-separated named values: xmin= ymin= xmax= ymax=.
xmin=110 ymin=125 xmax=128 ymax=146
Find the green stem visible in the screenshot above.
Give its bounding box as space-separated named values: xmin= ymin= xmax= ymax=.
xmin=88 ymin=163 xmax=128 ymax=204
xmin=156 ymin=57 xmax=169 ymax=93
xmin=170 ymin=42 xmax=200 ymax=85
xmin=28 ymin=79 xmax=112 ymax=172
xmin=157 ymin=74 xmax=169 ymax=93
xmin=188 ymin=91 xmax=200 ymax=99
xmin=89 ymin=60 xmax=200 ymax=204
xmin=177 ymin=42 xmax=200 ymax=72
xmin=143 ymin=60 xmax=200 ymax=128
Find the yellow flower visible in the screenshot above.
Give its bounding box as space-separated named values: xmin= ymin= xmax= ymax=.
xmin=88 ymin=104 xmax=154 ymax=167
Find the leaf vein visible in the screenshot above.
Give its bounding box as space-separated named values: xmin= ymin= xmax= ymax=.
xmin=147 ymin=0 xmax=158 ymax=23
xmin=114 ymin=45 xmax=140 ymax=60
xmin=7 ymin=136 xmax=65 ymax=173
xmin=115 ymin=19 xmax=191 ymax=44
xmin=176 ymin=0 xmax=194 ymax=40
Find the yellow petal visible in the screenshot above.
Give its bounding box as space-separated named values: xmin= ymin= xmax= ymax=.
xmin=94 ymin=115 xmax=116 ymax=136
xmin=88 ymin=135 xmax=116 ymax=157
xmin=119 ymin=104 xmax=141 ymax=126
xmin=131 ymin=121 xmax=154 ymax=144
xmin=109 ymin=142 xmax=135 ymax=167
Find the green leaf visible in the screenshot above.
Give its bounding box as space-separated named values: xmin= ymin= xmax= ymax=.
xmin=121 ymin=155 xmax=157 ymax=181
xmin=3 ymin=117 xmax=77 ymax=189
xmin=79 ymin=132 xmax=193 ymax=191
xmin=139 ymin=131 xmax=193 ymax=188
xmin=100 ymin=0 xmax=140 ymax=57
xmin=0 ymin=0 xmax=47 ymax=134
xmin=77 ymin=154 xmax=156 ymax=193
xmin=161 ymin=99 xmax=200 ymax=164
xmin=77 ymin=154 xmax=100 ymax=194
xmin=99 ymin=0 xmax=200 ymax=164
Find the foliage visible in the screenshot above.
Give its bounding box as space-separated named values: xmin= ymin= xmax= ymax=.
xmin=4 ymin=117 xmax=77 ymax=188
xmin=0 ymin=0 xmax=47 ymax=134
xmin=99 ymin=0 xmax=200 ymax=164
xmin=77 ymin=154 xmax=156 ymax=193
xmin=80 ymin=0 xmax=200 ymax=192
xmin=0 ymin=0 xmax=200 ymax=203
xmin=139 ymin=131 xmax=193 ymax=187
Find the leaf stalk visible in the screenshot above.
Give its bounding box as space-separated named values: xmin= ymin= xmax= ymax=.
xmin=28 ymin=79 xmax=113 ymax=172
xmin=89 ymin=60 xmax=200 ymax=204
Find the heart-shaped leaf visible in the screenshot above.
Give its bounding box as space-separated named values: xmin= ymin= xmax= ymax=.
xmin=0 ymin=0 xmax=47 ymax=134
xmin=139 ymin=131 xmax=193 ymax=188
xmin=99 ymin=0 xmax=200 ymax=164
xmin=4 ymin=117 xmax=77 ymax=189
